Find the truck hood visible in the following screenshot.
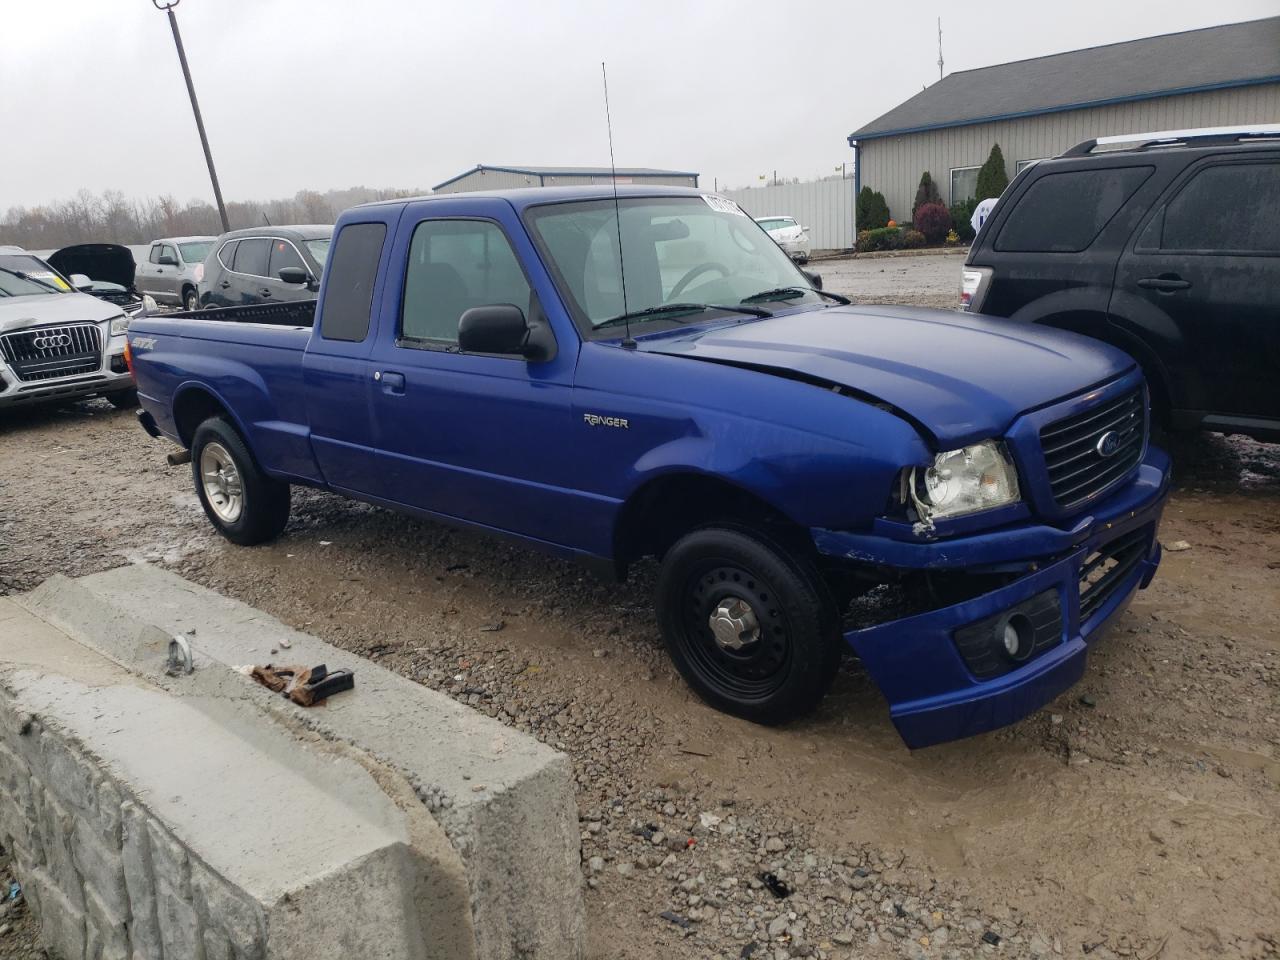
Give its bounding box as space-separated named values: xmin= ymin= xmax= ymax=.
xmin=0 ymin=292 xmax=124 ymax=336
xmin=640 ymin=304 xmax=1134 ymax=446
xmin=48 ymin=243 xmax=136 ymax=290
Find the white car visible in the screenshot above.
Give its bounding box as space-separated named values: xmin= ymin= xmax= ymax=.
xmin=755 ymin=216 xmax=811 ymax=263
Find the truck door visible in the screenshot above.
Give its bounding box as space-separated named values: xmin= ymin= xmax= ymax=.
xmin=302 ymin=220 xmax=394 ymax=491
xmin=362 ymin=198 xmax=580 ymax=547
xmin=1111 ymin=155 xmax=1280 ymax=422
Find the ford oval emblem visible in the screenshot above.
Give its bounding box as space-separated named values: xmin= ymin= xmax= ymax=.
xmin=1095 ymin=430 xmax=1123 ymax=458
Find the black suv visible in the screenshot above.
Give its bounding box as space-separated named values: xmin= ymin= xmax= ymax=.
xmin=963 ymin=127 xmax=1279 ymax=442
xmin=200 ymin=225 xmax=332 ymax=308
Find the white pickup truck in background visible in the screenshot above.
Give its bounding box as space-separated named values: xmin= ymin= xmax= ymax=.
xmin=135 ymin=236 xmax=215 ymax=311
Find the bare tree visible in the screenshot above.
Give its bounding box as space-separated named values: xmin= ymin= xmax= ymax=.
xmin=0 ymin=184 xmax=424 ymax=249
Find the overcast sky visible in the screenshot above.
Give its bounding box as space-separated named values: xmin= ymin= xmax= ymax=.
xmin=3 ymin=0 xmax=1275 ymax=210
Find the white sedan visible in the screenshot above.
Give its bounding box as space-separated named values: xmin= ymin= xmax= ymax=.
xmin=754 ymin=216 xmax=811 ymax=263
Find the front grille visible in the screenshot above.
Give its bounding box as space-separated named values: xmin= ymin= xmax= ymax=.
xmin=953 ymin=589 xmax=1062 ymax=680
xmin=0 ymin=324 xmax=103 ymax=383
xmin=1078 ymin=527 xmax=1149 ymax=622
xmin=1041 ymin=388 xmax=1145 ymax=509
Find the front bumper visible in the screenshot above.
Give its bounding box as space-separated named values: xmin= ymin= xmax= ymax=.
xmin=0 ymin=336 xmax=133 ymax=408
xmin=777 ymin=238 xmax=811 ymax=259
xmin=814 ymin=446 xmax=1170 ymax=748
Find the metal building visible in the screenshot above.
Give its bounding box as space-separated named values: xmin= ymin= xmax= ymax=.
xmin=848 ymin=17 xmax=1280 ymax=224
xmin=433 ymin=164 xmax=699 ymax=194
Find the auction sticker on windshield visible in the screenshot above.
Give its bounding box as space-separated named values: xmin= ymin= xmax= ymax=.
xmin=702 ymin=195 xmax=748 ymax=217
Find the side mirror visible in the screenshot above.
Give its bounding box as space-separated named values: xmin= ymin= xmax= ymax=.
xmin=158 ymin=255 xmax=179 ymax=266
xmin=69 ymin=273 xmax=93 ymax=290
xmin=458 ymin=304 xmax=530 ymax=356
xmin=803 ymin=270 xmax=823 ymax=290
xmin=277 ymin=266 xmax=310 ymax=285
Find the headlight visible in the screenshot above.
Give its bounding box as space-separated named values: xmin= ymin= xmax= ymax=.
xmin=110 ymin=315 xmax=130 ymax=336
xmin=910 ymin=441 xmax=1020 ymax=523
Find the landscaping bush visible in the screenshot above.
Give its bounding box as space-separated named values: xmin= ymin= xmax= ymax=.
xmin=856 ymin=187 xmax=890 ymax=230
xmin=855 ymin=227 xmax=904 ymax=253
xmin=901 ymin=229 xmax=927 ymax=249
xmin=949 ymin=197 xmax=979 ymax=242
xmin=912 ymin=202 xmax=952 ymax=244
xmin=976 ymin=144 xmax=1010 ymax=201
xmin=912 ymin=172 xmax=941 ymax=220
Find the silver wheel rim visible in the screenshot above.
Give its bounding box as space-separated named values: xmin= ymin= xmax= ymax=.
xmin=708 ymin=597 xmax=762 ymax=652
xmin=199 ymin=442 xmax=244 ymax=523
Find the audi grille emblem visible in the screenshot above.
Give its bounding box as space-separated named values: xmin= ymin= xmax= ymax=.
xmin=1095 ymin=430 xmax=1123 ymax=458
xmin=32 ymin=333 xmax=72 ymax=350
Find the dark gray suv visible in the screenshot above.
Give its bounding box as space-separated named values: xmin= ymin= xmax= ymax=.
xmin=200 ymin=225 xmax=332 ymax=308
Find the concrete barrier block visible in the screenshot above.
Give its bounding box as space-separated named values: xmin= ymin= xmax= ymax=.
xmin=3 ymin=569 xmax=584 ymax=960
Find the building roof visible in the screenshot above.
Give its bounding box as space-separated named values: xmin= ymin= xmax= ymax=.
xmin=433 ymin=164 xmax=699 ymax=191
xmin=850 ymin=17 xmax=1280 ymax=143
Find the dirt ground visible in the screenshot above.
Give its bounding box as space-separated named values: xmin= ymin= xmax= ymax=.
xmin=1 ymin=260 xmax=1276 ymax=959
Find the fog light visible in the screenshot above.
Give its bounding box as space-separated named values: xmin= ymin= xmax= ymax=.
xmin=997 ymin=612 xmax=1034 ymax=661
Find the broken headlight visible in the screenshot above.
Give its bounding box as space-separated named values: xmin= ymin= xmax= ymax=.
xmin=909 ymin=441 xmax=1020 ymax=524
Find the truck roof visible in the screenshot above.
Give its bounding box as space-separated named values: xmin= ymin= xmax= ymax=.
xmin=355 ymin=184 xmax=709 ymax=212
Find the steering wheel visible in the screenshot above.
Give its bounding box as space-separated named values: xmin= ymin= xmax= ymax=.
xmin=668 ymin=262 xmax=729 ymax=301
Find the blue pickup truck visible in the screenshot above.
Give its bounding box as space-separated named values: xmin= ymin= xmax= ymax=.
xmin=128 ymin=186 xmax=1169 ymax=748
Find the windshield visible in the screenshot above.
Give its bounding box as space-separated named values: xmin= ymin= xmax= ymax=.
xmin=756 ymin=218 xmax=794 ymax=232
xmin=178 ymin=241 xmax=213 ymax=263
xmin=305 ymin=238 xmax=331 ymax=267
xmin=0 ymin=256 xmax=67 ymax=297
xmin=526 ymin=197 xmax=820 ymax=336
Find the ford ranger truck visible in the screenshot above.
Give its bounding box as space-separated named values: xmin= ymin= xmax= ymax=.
xmin=127 ymin=186 xmax=1169 ymax=748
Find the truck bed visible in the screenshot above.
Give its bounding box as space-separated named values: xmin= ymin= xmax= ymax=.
xmin=161 ymin=300 xmax=316 ymax=327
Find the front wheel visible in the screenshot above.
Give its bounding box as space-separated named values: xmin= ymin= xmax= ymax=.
xmin=191 ymin=417 xmax=291 ymax=545
xmin=656 ymin=525 xmax=841 ymax=725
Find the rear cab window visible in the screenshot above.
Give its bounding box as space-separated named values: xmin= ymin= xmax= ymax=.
xmin=996 ymin=166 xmax=1154 ymax=253
xmin=319 ymin=223 xmax=387 ymax=342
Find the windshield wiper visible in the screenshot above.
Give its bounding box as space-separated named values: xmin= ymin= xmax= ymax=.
xmin=741 ymin=286 xmax=851 ymax=305
xmin=595 ymin=302 xmax=770 ymax=330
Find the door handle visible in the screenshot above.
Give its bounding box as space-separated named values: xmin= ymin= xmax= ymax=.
xmin=1137 ymin=275 xmax=1191 ymax=292
xmin=374 ymin=370 xmax=406 ymax=395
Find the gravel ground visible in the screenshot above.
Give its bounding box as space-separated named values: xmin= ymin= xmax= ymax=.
xmin=1 ymin=265 xmax=1277 ymax=960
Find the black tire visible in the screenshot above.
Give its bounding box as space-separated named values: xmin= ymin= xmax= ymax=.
xmin=183 ymin=287 xmax=199 ymax=311
xmin=190 ymin=416 xmax=290 ymax=545
xmin=656 ymin=525 xmax=841 ymax=725
xmin=106 ymin=388 xmax=138 ymax=409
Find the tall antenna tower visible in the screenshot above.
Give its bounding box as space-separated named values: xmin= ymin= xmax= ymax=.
xmin=937 ymin=18 xmax=944 ymax=81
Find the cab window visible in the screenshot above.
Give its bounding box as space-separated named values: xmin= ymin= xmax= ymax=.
xmin=400 ymin=220 xmax=532 ymax=345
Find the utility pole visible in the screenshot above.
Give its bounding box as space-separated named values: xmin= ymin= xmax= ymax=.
xmin=937 ymin=18 xmax=944 ymax=82
xmin=153 ymin=0 xmax=229 ymax=231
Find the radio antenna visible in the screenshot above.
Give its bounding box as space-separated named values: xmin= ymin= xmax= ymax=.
xmin=601 ymin=61 xmax=634 ymax=349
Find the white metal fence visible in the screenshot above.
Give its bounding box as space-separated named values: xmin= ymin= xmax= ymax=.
xmin=721 ymin=178 xmax=856 ymax=251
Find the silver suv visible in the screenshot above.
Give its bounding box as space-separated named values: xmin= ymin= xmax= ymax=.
xmin=0 ymin=250 xmax=136 ymax=409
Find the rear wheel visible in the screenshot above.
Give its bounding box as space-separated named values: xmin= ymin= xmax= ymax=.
xmin=191 ymin=417 xmax=290 ymax=545
xmin=183 ymin=286 xmax=199 ymax=311
xmin=656 ymin=525 xmax=841 ymax=725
